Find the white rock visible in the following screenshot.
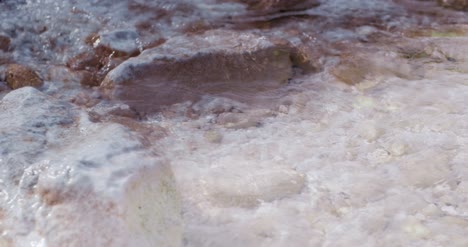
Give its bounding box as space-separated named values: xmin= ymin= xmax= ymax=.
xmin=0 ymin=88 xmax=182 ymax=247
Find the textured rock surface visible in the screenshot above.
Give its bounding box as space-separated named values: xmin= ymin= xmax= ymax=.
xmin=0 ymin=34 xmax=10 ymax=52
xmin=2 ymin=0 xmax=468 ymax=246
xmin=437 ymin=0 xmax=468 ymax=10
xmin=93 ymin=29 xmax=141 ymax=57
xmin=237 ymin=0 xmax=320 ymax=14
xmin=5 ymin=64 xmax=43 ymax=89
xmin=101 ymin=30 xmax=294 ymax=113
xmin=0 ymin=88 xmax=182 ymax=247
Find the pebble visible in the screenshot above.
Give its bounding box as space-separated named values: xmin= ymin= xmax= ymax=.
xmin=5 ymin=64 xmax=43 ymax=89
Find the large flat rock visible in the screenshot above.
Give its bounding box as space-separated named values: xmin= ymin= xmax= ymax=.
xmin=0 ymin=88 xmax=182 ymax=247
xmin=101 ymin=30 xmax=294 ymax=113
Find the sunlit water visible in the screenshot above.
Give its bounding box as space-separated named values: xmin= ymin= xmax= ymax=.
xmin=1 ymin=0 xmax=468 ymax=246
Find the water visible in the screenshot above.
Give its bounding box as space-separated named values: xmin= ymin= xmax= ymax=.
xmin=1 ymin=0 xmax=468 ymax=246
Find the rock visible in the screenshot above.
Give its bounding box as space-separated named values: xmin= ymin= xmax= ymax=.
xmin=437 ymin=0 xmax=468 ymax=10
xmin=331 ymin=58 xmax=369 ymax=85
xmin=203 ymin=130 xmax=223 ymax=143
xmin=204 ymin=167 xmax=305 ymax=207
xmin=67 ymin=51 xmax=104 ymax=71
xmin=0 ymin=88 xmax=182 ymax=246
xmin=101 ymin=30 xmax=294 ymax=113
xmin=67 ymin=51 xmax=124 ymax=88
xmin=5 ymin=64 xmax=43 ymax=89
xmin=237 ymin=0 xmax=320 ymax=14
xmin=93 ymin=29 xmax=141 ymax=57
xmin=0 ymin=34 xmax=10 ymax=52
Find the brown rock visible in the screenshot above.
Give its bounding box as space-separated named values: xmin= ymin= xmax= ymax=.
xmin=67 ymin=52 xmax=104 ymax=71
xmin=67 ymin=51 xmax=122 ymax=88
xmin=101 ymin=30 xmax=295 ymax=113
xmin=5 ymin=64 xmax=44 ymax=89
xmin=80 ymin=71 xmax=104 ymax=87
xmin=0 ymin=35 xmax=10 ymax=52
xmin=238 ymin=0 xmax=319 ymax=14
xmin=437 ymin=0 xmax=468 ymax=10
xmin=93 ymin=29 xmax=141 ymax=57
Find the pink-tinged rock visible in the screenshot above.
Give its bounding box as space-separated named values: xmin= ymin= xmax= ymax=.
xmin=0 ymin=87 xmax=182 ymax=247
xmin=101 ymin=30 xmax=294 ymax=113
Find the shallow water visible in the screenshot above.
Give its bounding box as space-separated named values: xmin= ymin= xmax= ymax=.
xmin=1 ymin=0 xmax=468 ymax=246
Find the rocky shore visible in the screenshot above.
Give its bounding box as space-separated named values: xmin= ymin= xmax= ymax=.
xmin=1 ymin=0 xmax=468 ymax=246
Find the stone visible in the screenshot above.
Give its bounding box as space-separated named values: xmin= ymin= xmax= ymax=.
xmin=101 ymin=30 xmax=294 ymax=113
xmin=0 ymin=34 xmax=10 ymax=52
xmin=437 ymin=0 xmax=468 ymax=10
xmin=204 ymin=167 xmax=305 ymax=207
xmin=67 ymin=51 xmax=124 ymax=88
xmin=93 ymin=29 xmax=141 ymax=57
xmin=67 ymin=51 xmax=103 ymax=71
xmin=0 ymin=87 xmax=182 ymax=246
xmin=237 ymin=0 xmax=320 ymax=14
xmin=5 ymin=64 xmax=43 ymax=89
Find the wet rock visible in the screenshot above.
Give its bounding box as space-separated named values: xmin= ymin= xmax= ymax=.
xmin=0 ymin=87 xmax=182 ymax=247
xmin=80 ymin=70 xmax=104 ymax=87
xmin=331 ymin=58 xmax=369 ymax=85
xmin=5 ymin=64 xmax=43 ymax=89
xmin=237 ymin=0 xmax=320 ymax=14
xmin=204 ymin=130 xmax=223 ymax=143
xmin=437 ymin=0 xmax=468 ymax=10
xmin=92 ymin=29 xmax=141 ymax=57
xmin=205 ymin=167 xmax=306 ymax=207
xmin=67 ymin=51 xmax=103 ymax=71
xmin=0 ymin=34 xmax=10 ymax=52
xmin=101 ymin=30 xmax=294 ymax=113
xmin=67 ymin=51 xmax=124 ymax=88
xmin=67 ymin=51 xmax=107 ymax=87
xmin=216 ymin=109 xmax=274 ymax=129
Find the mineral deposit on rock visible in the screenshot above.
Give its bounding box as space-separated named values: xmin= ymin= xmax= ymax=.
xmin=0 ymin=87 xmax=182 ymax=247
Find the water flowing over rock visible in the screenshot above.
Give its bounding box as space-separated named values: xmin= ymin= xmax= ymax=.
xmin=0 ymin=88 xmax=182 ymax=246
xmin=101 ymin=30 xmax=295 ymax=113
xmin=236 ymin=0 xmax=320 ymax=14
xmin=437 ymin=0 xmax=468 ymax=10
xmin=2 ymin=0 xmax=468 ymax=246
xmin=93 ymin=29 xmax=141 ymax=57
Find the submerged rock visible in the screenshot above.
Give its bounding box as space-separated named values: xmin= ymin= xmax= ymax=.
xmin=5 ymin=64 xmax=43 ymax=89
xmin=101 ymin=30 xmax=295 ymax=113
xmin=0 ymin=34 xmax=10 ymax=52
xmin=437 ymin=0 xmax=468 ymax=10
xmin=0 ymin=88 xmax=182 ymax=247
xmin=93 ymin=29 xmax=141 ymax=57
xmin=237 ymin=0 xmax=320 ymax=14
xmin=206 ymin=167 xmax=306 ymax=207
